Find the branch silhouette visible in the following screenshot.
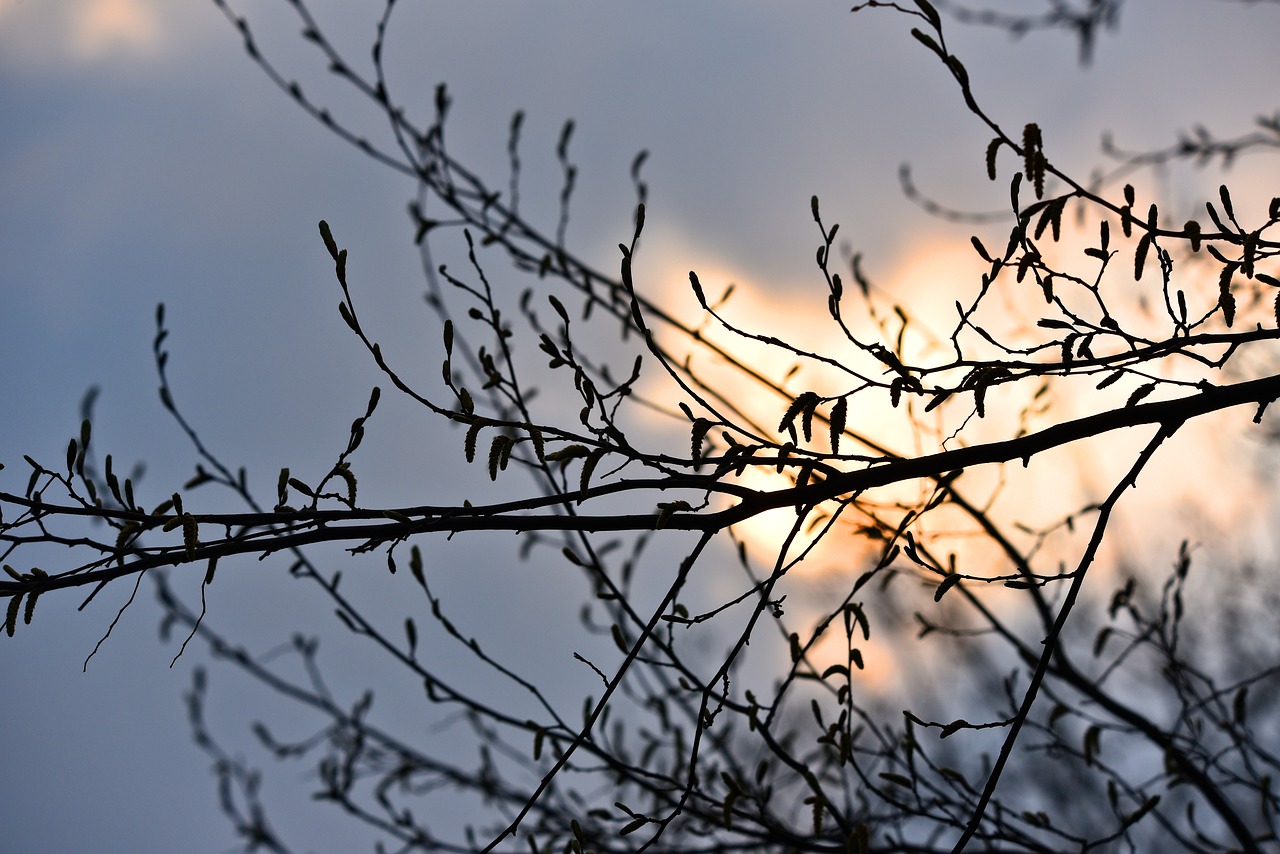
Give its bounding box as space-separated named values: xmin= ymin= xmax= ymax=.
xmin=4 ymin=1 xmax=1279 ymax=851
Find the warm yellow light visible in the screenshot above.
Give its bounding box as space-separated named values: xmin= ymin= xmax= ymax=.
xmin=632 ymin=211 xmax=1277 ymax=700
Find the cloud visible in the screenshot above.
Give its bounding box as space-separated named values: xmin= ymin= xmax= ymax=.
xmin=0 ymin=0 xmax=187 ymax=70
xmin=70 ymin=0 xmax=160 ymax=60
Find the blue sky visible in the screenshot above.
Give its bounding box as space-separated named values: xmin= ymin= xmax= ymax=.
xmin=2 ymin=1 xmax=1278 ymax=851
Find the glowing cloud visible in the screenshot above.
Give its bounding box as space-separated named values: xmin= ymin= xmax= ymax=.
xmin=0 ymin=0 xmax=175 ymax=69
xmin=71 ymin=0 xmax=161 ymax=61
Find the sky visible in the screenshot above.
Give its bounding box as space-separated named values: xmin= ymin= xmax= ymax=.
xmin=1 ymin=1 xmax=1279 ymax=851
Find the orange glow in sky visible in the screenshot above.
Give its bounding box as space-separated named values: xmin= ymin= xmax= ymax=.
xmin=72 ymin=0 xmax=160 ymax=60
xmin=0 ymin=0 xmax=167 ymax=67
xmin=633 ymin=211 xmax=1278 ymax=702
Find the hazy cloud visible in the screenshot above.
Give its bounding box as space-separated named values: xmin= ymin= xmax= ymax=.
xmin=0 ymin=0 xmax=201 ymax=70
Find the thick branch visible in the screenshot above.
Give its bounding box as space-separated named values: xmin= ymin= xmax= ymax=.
xmin=4 ymin=372 xmax=1278 ymax=599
